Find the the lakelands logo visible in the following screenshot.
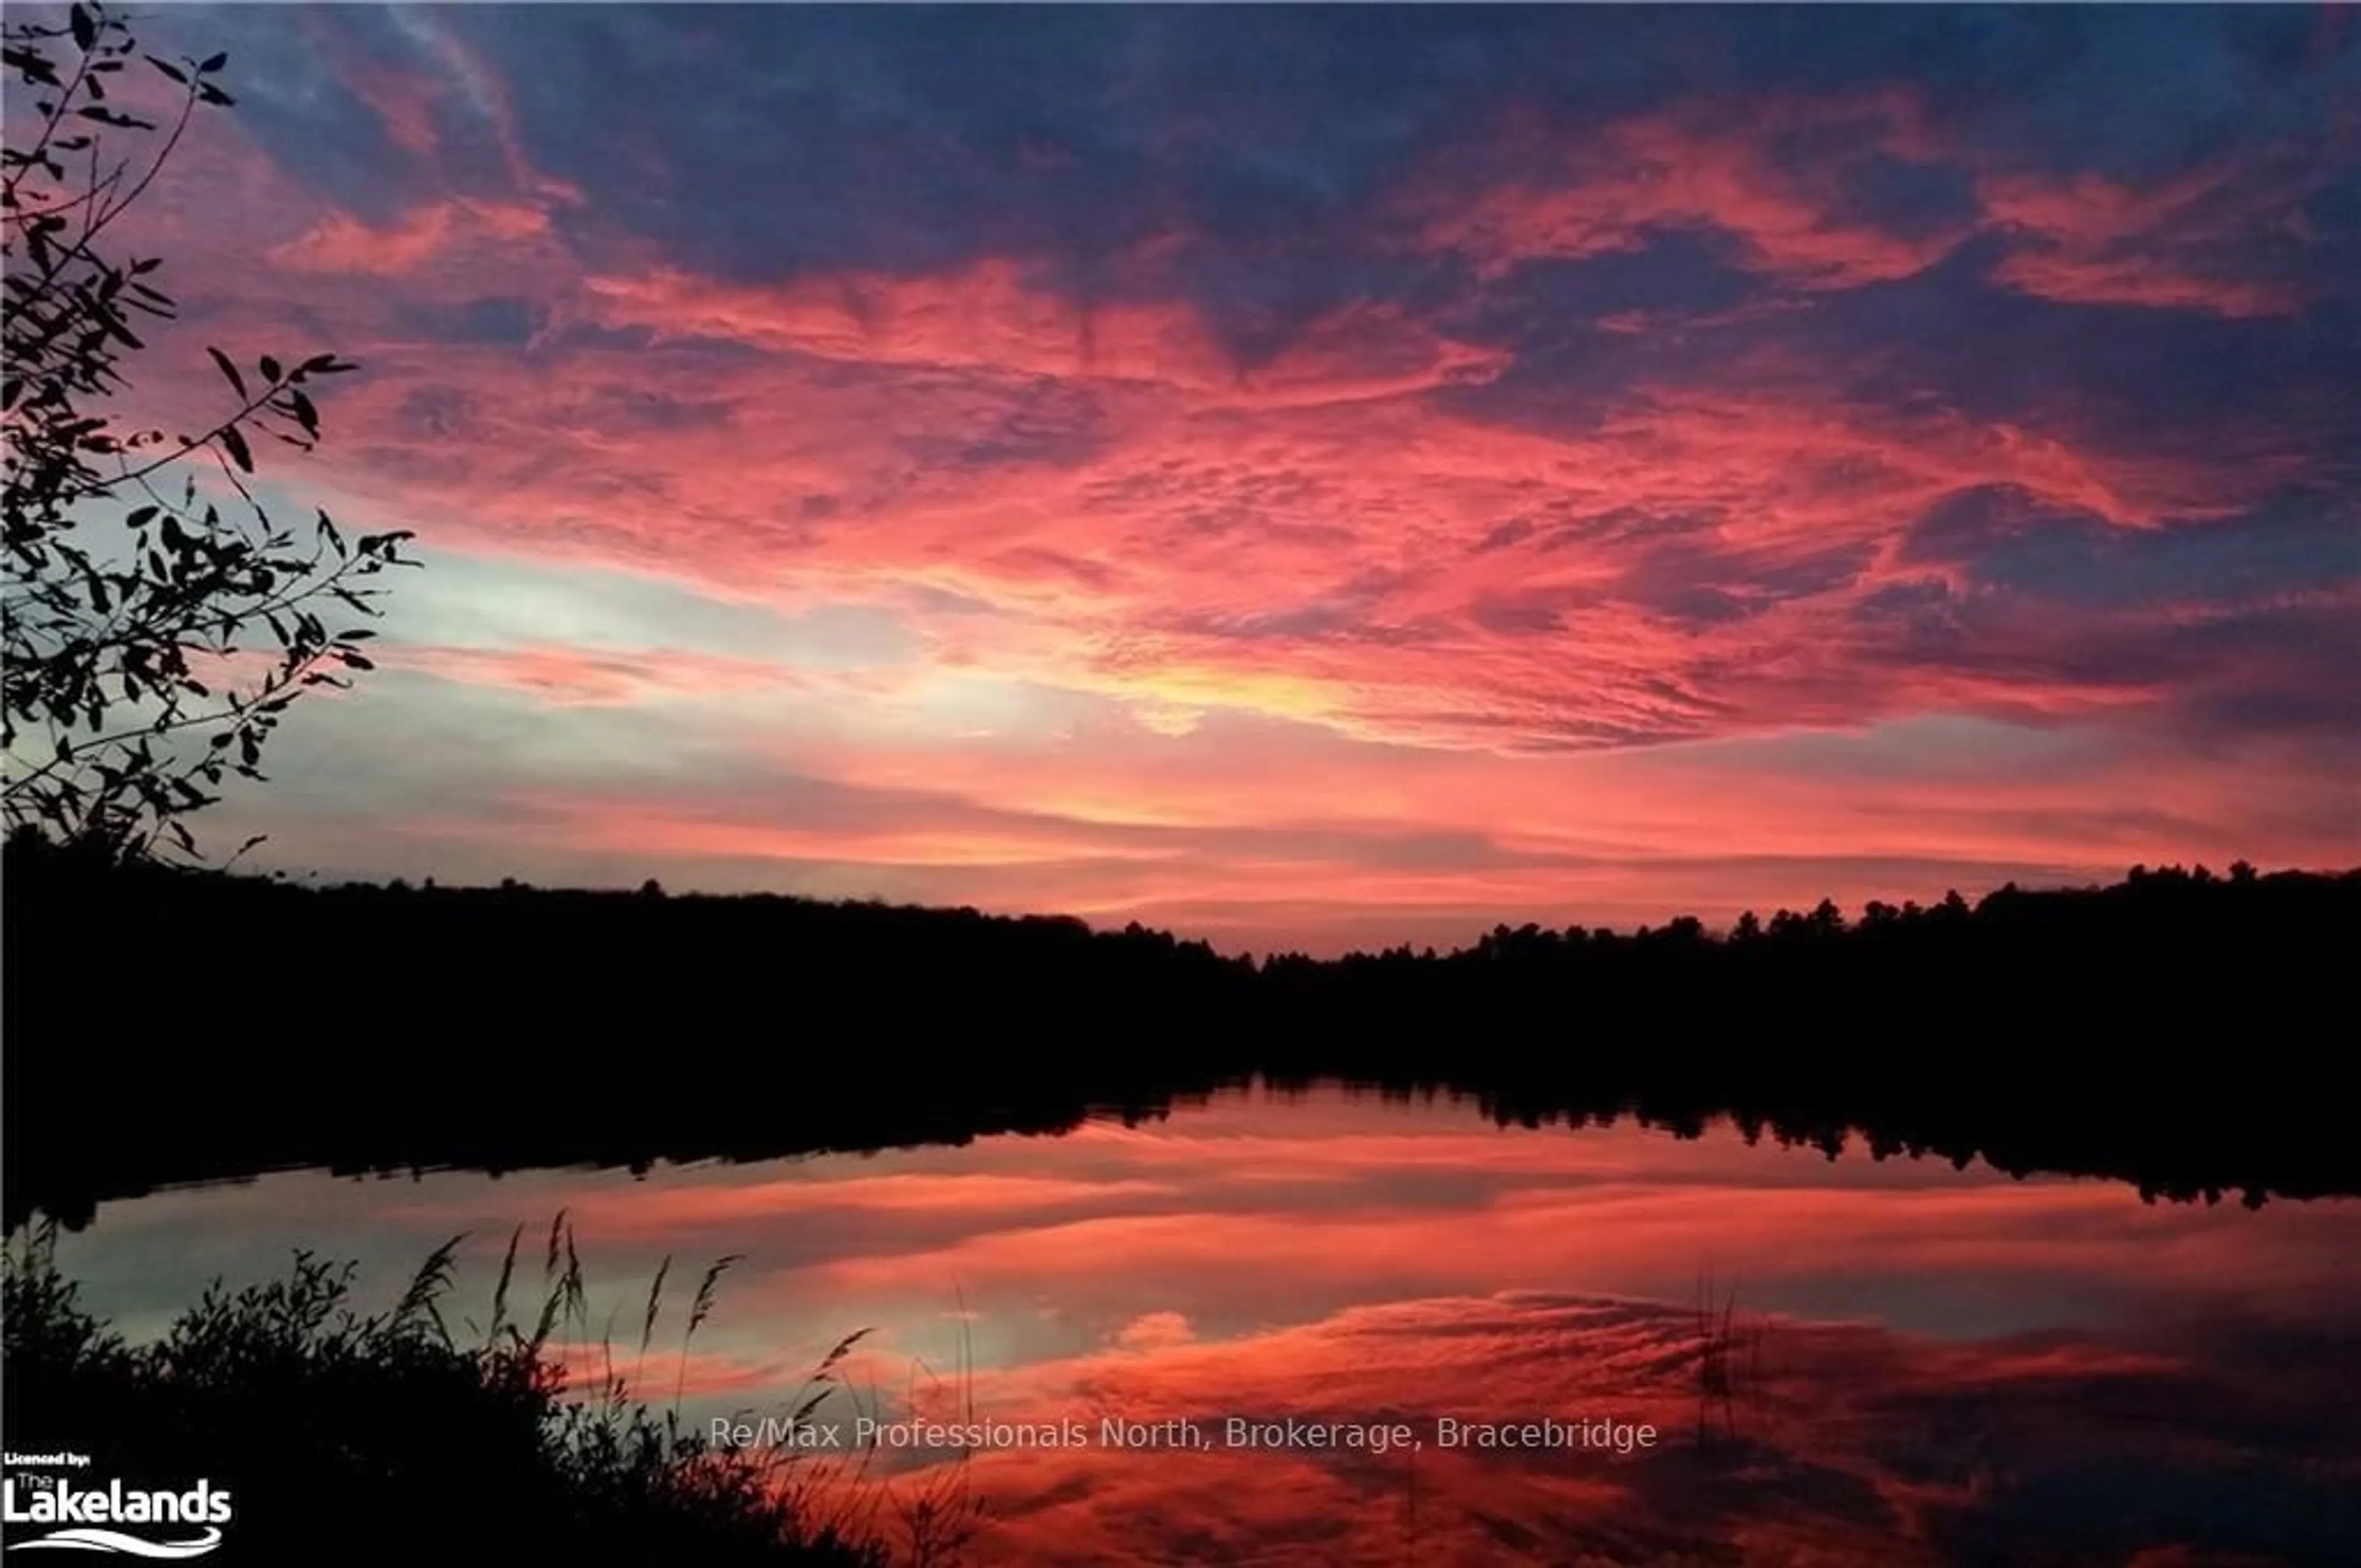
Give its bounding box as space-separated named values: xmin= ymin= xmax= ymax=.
xmin=2 ymin=1454 xmax=231 ymax=1558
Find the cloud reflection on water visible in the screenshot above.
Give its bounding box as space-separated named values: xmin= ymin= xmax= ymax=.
xmin=49 ymin=1087 xmax=2361 ymax=1564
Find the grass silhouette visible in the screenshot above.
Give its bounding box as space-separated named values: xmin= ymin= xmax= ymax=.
xmin=1 ymin=1217 xmax=977 ymax=1567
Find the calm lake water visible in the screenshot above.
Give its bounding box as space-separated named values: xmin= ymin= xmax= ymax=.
xmin=47 ymin=1083 xmax=2361 ymax=1565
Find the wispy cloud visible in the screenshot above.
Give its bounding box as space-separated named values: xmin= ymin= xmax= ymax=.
xmin=108 ymin=4 xmax=2361 ymax=938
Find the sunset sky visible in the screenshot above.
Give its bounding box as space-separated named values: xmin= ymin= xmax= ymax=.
xmin=116 ymin=4 xmax=2360 ymax=952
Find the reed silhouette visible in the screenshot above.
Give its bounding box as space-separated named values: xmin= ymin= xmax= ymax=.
xmin=6 ymin=829 xmax=2356 ymax=1226
xmin=0 ymin=1218 xmax=910 ymax=1566
xmin=1691 ymin=1270 xmax=1771 ymax=1452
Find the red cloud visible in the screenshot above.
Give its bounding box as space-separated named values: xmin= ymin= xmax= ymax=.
xmin=580 ymin=260 xmax=1509 ymax=406
xmin=272 ymin=197 xmax=553 ymax=277
xmin=1408 ymin=94 xmax=1971 ymax=288
xmin=87 ymin=22 xmax=2357 ymax=933
xmin=1980 ymin=164 xmax=2317 ymax=318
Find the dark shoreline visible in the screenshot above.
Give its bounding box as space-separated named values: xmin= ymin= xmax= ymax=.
xmin=11 ymin=1071 xmax=2353 ymax=1234
xmin=9 ymin=841 xmax=2357 ymax=1227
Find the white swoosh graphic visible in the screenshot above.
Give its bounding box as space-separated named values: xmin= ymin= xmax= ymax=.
xmin=7 ymin=1527 xmax=223 ymax=1558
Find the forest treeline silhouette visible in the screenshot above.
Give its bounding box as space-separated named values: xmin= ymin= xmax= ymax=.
xmin=7 ymin=831 xmax=2355 ymax=1226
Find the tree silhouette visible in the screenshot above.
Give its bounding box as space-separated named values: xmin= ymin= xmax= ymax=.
xmin=8 ymin=845 xmax=2354 ymax=1226
xmin=2 ymin=2 xmax=416 ymax=861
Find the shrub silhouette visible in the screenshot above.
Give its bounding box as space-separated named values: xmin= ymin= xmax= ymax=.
xmin=1 ymin=1220 xmax=889 ymax=1566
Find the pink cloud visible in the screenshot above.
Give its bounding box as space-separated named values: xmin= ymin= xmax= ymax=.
xmin=80 ymin=17 xmax=2356 ymax=934
xmin=272 ymin=197 xmax=553 ymax=277
xmin=1979 ymin=162 xmax=2319 ymax=318
xmin=1408 ymin=93 xmax=1971 ymax=288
